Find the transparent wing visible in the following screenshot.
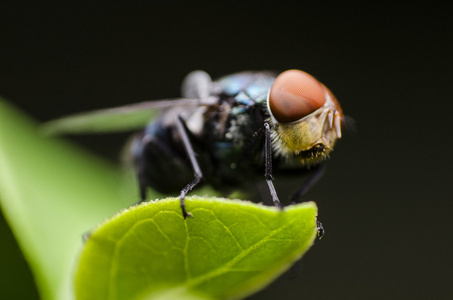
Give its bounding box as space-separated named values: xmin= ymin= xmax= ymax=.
xmin=40 ymin=98 xmax=205 ymax=136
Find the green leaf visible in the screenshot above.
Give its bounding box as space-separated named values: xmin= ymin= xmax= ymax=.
xmin=0 ymin=100 xmax=137 ymax=299
xmin=75 ymin=197 xmax=318 ymax=300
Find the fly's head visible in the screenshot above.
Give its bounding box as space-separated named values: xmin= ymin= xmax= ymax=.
xmin=267 ymin=69 xmax=344 ymax=166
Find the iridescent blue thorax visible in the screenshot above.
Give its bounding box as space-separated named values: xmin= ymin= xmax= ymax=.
xmin=215 ymin=71 xmax=276 ymax=105
xmin=195 ymin=72 xmax=277 ymax=188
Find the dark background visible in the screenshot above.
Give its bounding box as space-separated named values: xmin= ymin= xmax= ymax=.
xmin=1 ymin=2 xmax=452 ymax=299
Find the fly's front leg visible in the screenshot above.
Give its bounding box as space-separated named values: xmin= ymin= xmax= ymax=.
xmin=264 ymin=122 xmax=282 ymax=209
xmin=175 ymin=116 xmax=203 ymax=219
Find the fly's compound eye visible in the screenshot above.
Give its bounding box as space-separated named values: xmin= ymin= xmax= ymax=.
xmin=269 ymin=69 xmax=326 ymax=123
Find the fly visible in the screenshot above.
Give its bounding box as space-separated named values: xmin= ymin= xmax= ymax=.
xmin=43 ymin=69 xmax=344 ymax=219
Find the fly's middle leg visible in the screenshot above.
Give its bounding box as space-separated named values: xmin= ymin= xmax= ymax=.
xmin=175 ymin=116 xmax=203 ymax=219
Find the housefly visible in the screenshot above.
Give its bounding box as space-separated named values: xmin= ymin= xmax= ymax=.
xmin=43 ymin=69 xmax=344 ymax=219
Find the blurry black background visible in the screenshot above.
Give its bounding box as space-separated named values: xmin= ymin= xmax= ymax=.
xmin=1 ymin=2 xmax=452 ymax=299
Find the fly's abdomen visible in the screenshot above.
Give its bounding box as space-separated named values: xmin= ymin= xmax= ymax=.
xmin=133 ymin=121 xmax=194 ymax=194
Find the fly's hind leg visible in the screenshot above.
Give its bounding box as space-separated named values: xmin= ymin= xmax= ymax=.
xmin=130 ymin=134 xmax=150 ymax=203
xmin=175 ymin=116 xmax=203 ymax=219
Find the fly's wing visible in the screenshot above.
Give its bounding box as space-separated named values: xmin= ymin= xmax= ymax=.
xmin=40 ymin=98 xmax=212 ymax=136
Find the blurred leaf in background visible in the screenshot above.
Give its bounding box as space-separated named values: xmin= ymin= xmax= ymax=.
xmin=0 ymin=99 xmax=135 ymax=299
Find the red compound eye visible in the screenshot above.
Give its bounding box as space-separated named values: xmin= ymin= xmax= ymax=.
xmin=269 ymin=69 xmax=326 ymax=123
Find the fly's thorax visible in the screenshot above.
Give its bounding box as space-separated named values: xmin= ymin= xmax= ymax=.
xmin=270 ymin=94 xmax=342 ymax=166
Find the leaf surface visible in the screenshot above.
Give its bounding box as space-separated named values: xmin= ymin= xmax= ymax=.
xmin=75 ymin=197 xmax=318 ymax=300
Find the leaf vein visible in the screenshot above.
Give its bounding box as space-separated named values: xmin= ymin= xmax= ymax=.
xmin=184 ymin=218 xmax=297 ymax=288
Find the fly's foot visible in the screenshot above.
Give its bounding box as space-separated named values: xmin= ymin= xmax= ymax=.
xmin=181 ymin=206 xmax=193 ymax=219
xmin=316 ymin=220 xmax=325 ymax=239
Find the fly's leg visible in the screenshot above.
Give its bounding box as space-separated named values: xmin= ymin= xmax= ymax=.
xmin=289 ymin=164 xmax=326 ymax=203
xmin=288 ymin=165 xmax=326 ymax=240
xmin=175 ymin=116 xmax=203 ymax=219
xmin=316 ymin=220 xmax=325 ymax=239
xmin=137 ymin=154 xmax=148 ymax=202
xmin=264 ymin=122 xmax=282 ymax=209
xmin=131 ymin=134 xmax=150 ymax=203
